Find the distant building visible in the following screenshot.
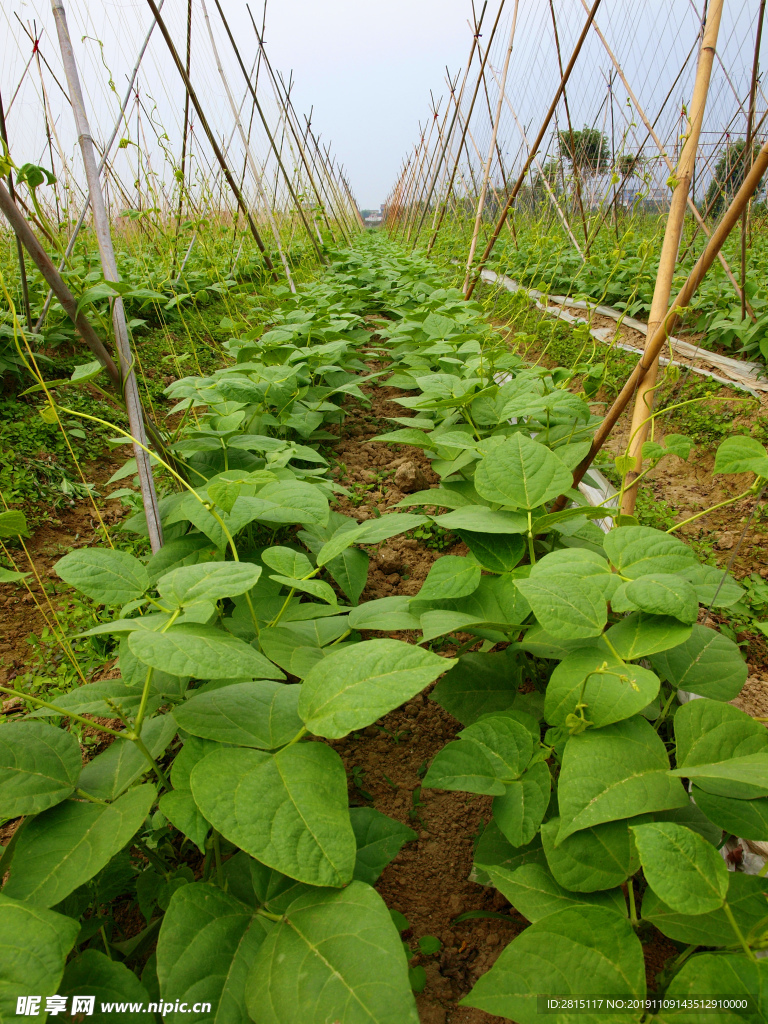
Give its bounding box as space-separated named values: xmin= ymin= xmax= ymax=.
xmin=360 ymin=206 xmax=384 ymax=226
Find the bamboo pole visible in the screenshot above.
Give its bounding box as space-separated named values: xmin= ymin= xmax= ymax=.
xmin=577 ymin=0 xmax=754 ymax=320
xmin=464 ymin=0 xmax=603 ymax=298
xmin=200 ymin=0 xmax=296 ymax=292
xmin=621 ymin=0 xmax=724 ymax=516
xmin=144 ymin=0 xmax=278 ymax=278
xmin=553 ymin=135 xmax=768 ymax=513
xmin=0 ymin=91 xmax=32 ymax=327
xmin=212 ymin=0 xmax=326 ymax=264
xmin=463 ymin=2 xmax=519 ymax=294
xmin=51 ymin=0 xmax=163 ymax=553
xmin=741 ymin=0 xmax=765 ymax=320
xmin=171 ymin=0 xmax=193 ymax=274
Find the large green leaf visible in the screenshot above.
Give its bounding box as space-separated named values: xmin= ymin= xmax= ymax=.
xmin=0 ymin=895 xmax=79 ymax=1019
xmin=422 ymin=739 xmax=506 ymax=796
xmin=545 ymin=648 xmax=660 ymax=729
xmin=641 ymin=873 xmax=768 ymax=947
xmin=461 ymin=906 xmax=645 ymax=1024
xmin=430 ymin=649 xmax=524 ymax=725
xmin=603 ymin=612 xmax=691 ymax=660
xmin=55 ymin=548 xmax=149 ymax=605
xmin=326 ymin=547 xmax=369 ymax=605
xmin=602 ymin=525 xmax=696 ymax=579
xmin=261 ymin=547 xmax=314 ymax=579
xmin=350 ymin=808 xmax=417 ymax=885
xmin=692 ymin=786 xmax=768 ymax=841
xmin=417 ymin=556 xmax=481 ymax=601
xmin=622 ymin=573 xmax=699 ymax=623
xmin=61 ymin=950 xmax=149 ymax=1023
xmin=258 ymin=629 xmax=327 ymax=679
xmin=77 ymin=714 xmax=177 ymax=801
xmin=514 ymin=574 xmax=606 ymax=639
xmin=541 ymin=818 xmax=639 ymax=893
xmin=245 ymin=881 xmax=419 ymax=1024
xmin=671 ymin=699 xmax=768 ymax=798
xmin=488 ymin=862 xmax=626 ymax=923
xmin=456 ymin=530 xmax=526 ymax=571
xmin=252 ymin=481 xmax=330 ymax=527
xmin=631 ymin=822 xmax=728 ymax=915
xmin=650 ymin=625 xmax=747 ymax=700
xmin=128 ymin=624 xmax=284 ymax=681
xmin=157 ymin=882 xmax=271 ymax=1023
xmin=655 ymin=953 xmax=768 ymax=1023
xmin=298 ymin=639 xmax=453 ymax=739
xmin=190 ymin=743 xmax=355 ymax=886
xmin=430 ymin=507 xmax=527 ymax=534
xmin=458 ymin=713 xmax=535 ymax=780
xmin=158 ymin=790 xmax=211 ymax=853
xmin=557 ymin=717 xmax=688 ymax=842
xmin=492 ymin=762 xmax=551 ymax=847
xmin=713 ymin=435 xmax=768 ymax=477
xmin=158 ymin=561 xmax=262 ymax=607
xmin=0 ymin=721 xmax=81 ymax=817
xmin=474 ymin=433 xmax=573 ymax=509
xmin=174 ymin=681 xmax=302 ymax=749
xmin=3 ymin=785 xmax=156 ymax=906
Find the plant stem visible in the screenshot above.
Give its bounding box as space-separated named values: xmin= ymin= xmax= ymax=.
xmin=133 ymin=665 xmax=156 ymax=737
xmin=282 ymin=726 xmax=308 ymax=749
xmin=132 ymin=735 xmax=171 ymax=791
xmin=0 ymin=683 xmax=125 ymax=738
xmin=723 ymin=900 xmax=757 ymax=962
xmin=667 ymin=485 xmax=758 ymax=534
xmin=76 ymin=789 xmax=109 ymax=805
xmin=627 ymin=876 xmax=638 ymax=928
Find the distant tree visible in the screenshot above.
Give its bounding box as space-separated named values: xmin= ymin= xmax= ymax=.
xmin=615 ymin=153 xmax=643 ymax=179
xmin=704 ymin=138 xmax=764 ymax=215
xmin=558 ymin=127 xmax=610 ymax=176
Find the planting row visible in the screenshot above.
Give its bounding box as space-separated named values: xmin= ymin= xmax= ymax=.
xmin=1 ymin=234 xmax=767 ymax=1022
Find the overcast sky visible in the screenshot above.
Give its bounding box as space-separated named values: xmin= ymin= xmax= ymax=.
xmin=200 ymin=0 xmax=474 ymax=208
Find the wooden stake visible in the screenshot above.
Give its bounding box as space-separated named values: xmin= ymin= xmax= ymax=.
xmin=464 ymin=0 xmax=604 ymax=298
xmin=741 ymin=0 xmax=765 ymax=320
xmin=0 ymin=91 xmax=32 ymax=327
xmin=621 ymin=0 xmax=723 ymax=515
xmin=52 ymin=0 xmax=163 ymax=553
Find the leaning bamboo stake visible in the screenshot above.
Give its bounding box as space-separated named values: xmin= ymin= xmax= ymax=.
xmin=577 ymin=0 xmax=754 ymax=321
xmin=741 ymin=0 xmax=765 ymax=320
xmin=621 ymin=0 xmax=723 ymax=516
xmin=0 ymin=91 xmax=31 ymax=327
xmin=554 ymin=136 xmax=768 ymax=513
xmin=200 ymin=0 xmax=296 ymax=292
xmin=51 ymin=0 xmax=164 ymax=553
xmin=464 ymin=0 xmax=604 ymax=298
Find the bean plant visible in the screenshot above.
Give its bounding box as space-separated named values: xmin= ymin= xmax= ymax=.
xmin=1 ymin=236 xmax=768 ymax=1022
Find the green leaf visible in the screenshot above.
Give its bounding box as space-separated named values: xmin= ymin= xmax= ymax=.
xmin=671 ymin=698 xmax=768 ymax=798
xmin=713 ymin=435 xmax=768 ymax=477
xmin=0 ymin=721 xmax=81 ymax=817
xmin=3 ymin=785 xmax=156 ymax=907
xmin=326 ymin=547 xmax=369 ymax=605
xmin=351 ymin=807 xmax=417 ymax=885
xmin=557 ymin=717 xmax=688 ymax=842
xmin=190 ymin=743 xmax=355 ymax=886
xmin=207 ymin=479 xmax=241 ymax=514
xmin=603 ymin=525 xmax=696 ymax=579
xmin=514 ymin=574 xmax=606 ymax=639
xmin=492 ymin=762 xmax=551 ymax=847
xmin=656 ymin=953 xmax=768 ymax=1023
xmin=61 ymin=950 xmax=149 ymax=1023
xmin=541 ymin=817 xmax=639 ymax=893
xmin=269 ymin=574 xmax=338 ymax=605
xmin=650 ymin=625 xmax=747 ymax=700
xmin=255 ymin=481 xmax=330 ymax=527
xmin=456 ymin=531 xmax=526 ymax=572
xmin=545 ymin=649 xmax=660 ymax=729
xmin=298 ymin=639 xmax=453 ymax=739
xmin=0 ymin=509 xmax=30 ymax=538
xmin=128 ymin=624 xmax=284 ymax=681
xmin=422 ymin=739 xmax=506 ymax=796
xmin=488 ymin=862 xmax=626 ymax=923
xmin=474 ymin=433 xmax=573 ymax=509
xmin=262 ymin=546 xmax=314 ymax=578
xmin=347 ymin=596 xmax=420 ymax=632
xmin=258 ymin=629 xmax=327 ymax=679
xmin=157 ymin=882 xmax=271 ymax=1022
xmin=631 ymin=821 xmax=728 ymax=915
xmin=174 ymin=680 xmax=302 ymax=749
xmin=157 ymin=561 xmax=262 ymax=607
xmin=158 ymin=790 xmax=210 ymax=853
xmin=458 ymin=712 xmax=536 ymax=781
xmin=355 ymin=513 xmax=429 ymax=545
xmin=641 ymin=873 xmax=768 ymax=947
xmin=55 ymin=548 xmax=149 ymax=605
xmin=692 ymin=786 xmax=768 ymax=841
xmin=430 ymin=507 xmax=527 ymax=534
xmin=417 ymin=556 xmax=482 ymax=601
xmin=623 ymin=573 xmax=699 ymax=623
xmin=245 ymin=881 xmax=419 ymax=1024
xmin=603 ymin=612 xmax=691 ymax=659
xmin=461 ymin=906 xmax=645 ymax=1024
xmin=680 ymin=564 xmax=744 ymax=608
xmin=430 ymin=649 xmax=524 ymax=725
xmin=0 ymin=895 xmax=79 ymax=1019
xmin=0 ymin=566 xmax=30 ymax=583
xmin=77 ymin=715 xmax=177 ymax=801
xmin=473 ymin=823 xmax=546 ymax=886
